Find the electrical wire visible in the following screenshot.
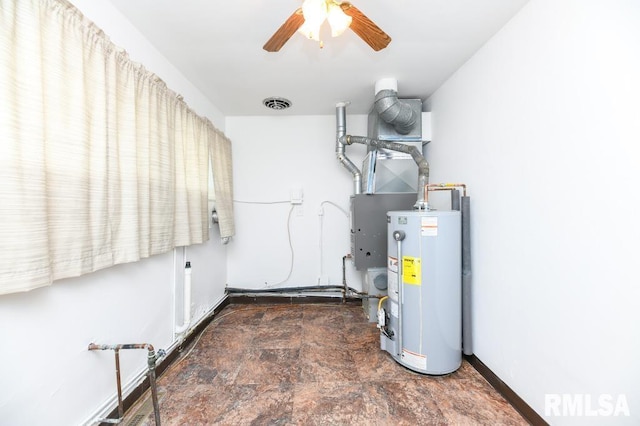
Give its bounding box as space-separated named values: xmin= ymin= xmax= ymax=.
xmin=228 ymin=285 xmax=357 ymax=293
xmin=317 ymin=200 xmax=349 ymax=282
xmin=320 ymin=200 xmax=349 ymax=217
xmin=377 ymin=295 xmax=389 ymax=313
xmin=231 ymin=198 xmax=296 ymax=287
xmin=164 ymin=301 xmax=379 ymax=375
xmin=233 ymin=199 xmax=289 ymax=205
xmin=265 ymin=204 xmax=295 ymax=287
xmin=163 ymin=306 xmax=262 ymax=375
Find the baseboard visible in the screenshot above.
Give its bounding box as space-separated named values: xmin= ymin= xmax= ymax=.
xmin=99 ymin=296 xmax=231 ymax=425
xmin=465 ymin=354 xmax=548 ymax=426
xmin=229 ymin=294 xmax=362 ymax=305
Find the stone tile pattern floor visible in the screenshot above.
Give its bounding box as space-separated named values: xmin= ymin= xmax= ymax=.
xmin=127 ymin=303 xmax=527 ymax=426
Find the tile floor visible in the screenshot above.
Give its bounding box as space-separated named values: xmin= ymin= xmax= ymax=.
xmin=125 ymin=302 xmax=527 ymax=425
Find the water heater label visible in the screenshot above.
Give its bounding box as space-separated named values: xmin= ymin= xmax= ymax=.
xmin=388 ymin=256 xmax=398 ymax=273
xmin=421 ymin=216 xmax=438 ymax=236
xmin=402 ymin=256 xmax=421 ymax=285
xmin=402 ymin=349 xmax=427 ymax=371
xmin=387 ymin=270 xmax=398 ymax=302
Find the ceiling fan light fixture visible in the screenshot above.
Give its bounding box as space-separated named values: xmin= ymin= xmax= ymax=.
xmin=327 ymin=3 xmax=352 ymax=37
xmin=263 ymin=0 xmax=391 ymax=52
xmin=299 ymin=0 xmax=327 ymax=40
xmin=298 ymin=21 xmax=322 ymax=41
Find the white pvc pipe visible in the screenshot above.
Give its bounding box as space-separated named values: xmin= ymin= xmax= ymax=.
xmin=374 ymin=77 xmax=398 ymax=95
xmin=175 ymin=261 xmax=192 ymax=335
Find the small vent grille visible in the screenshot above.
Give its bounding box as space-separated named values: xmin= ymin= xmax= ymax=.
xmin=263 ymin=97 xmax=292 ymax=110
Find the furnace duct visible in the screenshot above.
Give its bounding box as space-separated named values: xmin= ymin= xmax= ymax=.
xmin=335 ymin=79 xmax=423 ymax=199
xmin=340 ymin=135 xmax=430 ymax=210
xmin=374 ymin=89 xmax=418 ymax=135
xmin=373 ymin=77 xmax=418 ymax=136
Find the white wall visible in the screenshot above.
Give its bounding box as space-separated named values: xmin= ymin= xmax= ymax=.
xmin=0 ymin=2 xmax=228 ymax=425
xmin=425 ymin=0 xmax=640 ymax=424
xmin=225 ymin=115 xmax=368 ymax=290
xmin=71 ymin=0 xmax=225 ymax=128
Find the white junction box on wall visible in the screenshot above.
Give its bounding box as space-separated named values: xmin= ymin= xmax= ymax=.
xmin=290 ymin=186 xmax=303 ymax=205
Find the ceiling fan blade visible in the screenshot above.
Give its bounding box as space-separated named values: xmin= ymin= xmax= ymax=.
xmin=263 ymin=8 xmax=305 ymax=52
xmin=340 ymin=3 xmax=391 ymax=51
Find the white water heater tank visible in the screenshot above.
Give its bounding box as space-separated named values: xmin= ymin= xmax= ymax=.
xmin=381 ymin=210 xmax=461 ymax=374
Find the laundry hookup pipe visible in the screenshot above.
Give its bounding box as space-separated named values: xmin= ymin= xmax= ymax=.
xmin=335 ymin=102 xmax=362 ymax=195
xmin=342 ymin=254 xmax=351 ymax=303
xmin=88 ymin=343 xmax=164 ymax=426
xmin=340 ymin=135 xmax=430 ymax=210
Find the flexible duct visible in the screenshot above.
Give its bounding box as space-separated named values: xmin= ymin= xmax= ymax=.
xmin=340 ymin=135 xmax=430 ymax=210
xmin=335 ymin=102 xmax=361 ymax=195
xmin=374 ymin=89 xmax=418 ymax=135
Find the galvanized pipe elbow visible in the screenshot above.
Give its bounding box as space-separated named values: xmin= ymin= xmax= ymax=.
xmin=374 ymin=89 xmax=418 ymax=135
xmin=341 ymin=135 xmax=430 ymax=209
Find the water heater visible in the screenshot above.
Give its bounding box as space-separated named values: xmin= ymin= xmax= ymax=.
xmin=381 ymin=210 xmax=461 ymax=375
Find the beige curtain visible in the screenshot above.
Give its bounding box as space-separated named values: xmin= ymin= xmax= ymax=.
xmin=209 ymin=126 xmax=235 ymax=239
xmin=0 ymin=0 xmax=228 ymax=295
xmin=0 ymin=0 xmax=114 ymax=293
xmin=173 ymin=98 xmax=210 ymax=246
xmin=106 ymin=54 xmax=179 ymax=263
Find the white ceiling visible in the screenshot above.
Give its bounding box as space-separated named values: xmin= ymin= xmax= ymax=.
xmin=106 ymin=0 xmax=529 ymax=116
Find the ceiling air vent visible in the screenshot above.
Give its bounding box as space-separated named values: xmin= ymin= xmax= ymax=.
xmin=263 ymin=97 xmax=292 ymax=110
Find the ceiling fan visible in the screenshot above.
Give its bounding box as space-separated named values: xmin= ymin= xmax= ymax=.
xmin=263 ymin=0 xmax=391 ymax=52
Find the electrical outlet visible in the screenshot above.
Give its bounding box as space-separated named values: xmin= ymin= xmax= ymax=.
xmin=290 ymin=186 xmax=303 ymax=205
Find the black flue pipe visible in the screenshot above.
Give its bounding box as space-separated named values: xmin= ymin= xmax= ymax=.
xmin=451 ymin=189 xmax=461 ymax=211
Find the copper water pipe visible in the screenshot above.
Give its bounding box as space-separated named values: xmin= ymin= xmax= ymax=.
xmin=88 ymin=343 xmax=163 ymax=425
xmin=424 ymin=183 xmax=467 ymax=204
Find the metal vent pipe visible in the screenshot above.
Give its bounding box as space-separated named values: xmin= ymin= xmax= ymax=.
xmin=335 ymin=102 xmax=361 ymax=194
xmin=340 ymin=135 xmax=429 ymax=210
xmin=373 ymin=78 xmax=418 ymax=135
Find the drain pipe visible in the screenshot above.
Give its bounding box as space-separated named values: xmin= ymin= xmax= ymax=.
xmin=175 ymin=261 xmax=192 ymax=335
xmin=374 ymin=78 xmax=418 ymax=135
xmin=88 ymin=343 xmax=164 ymax=425
xmin=340 ymin=135 xmax=429 ymax=210
xmin=341 ymin=253 xmax=353 ymax=303
xmin=336 ymin=102 xmax=361 ymax=195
